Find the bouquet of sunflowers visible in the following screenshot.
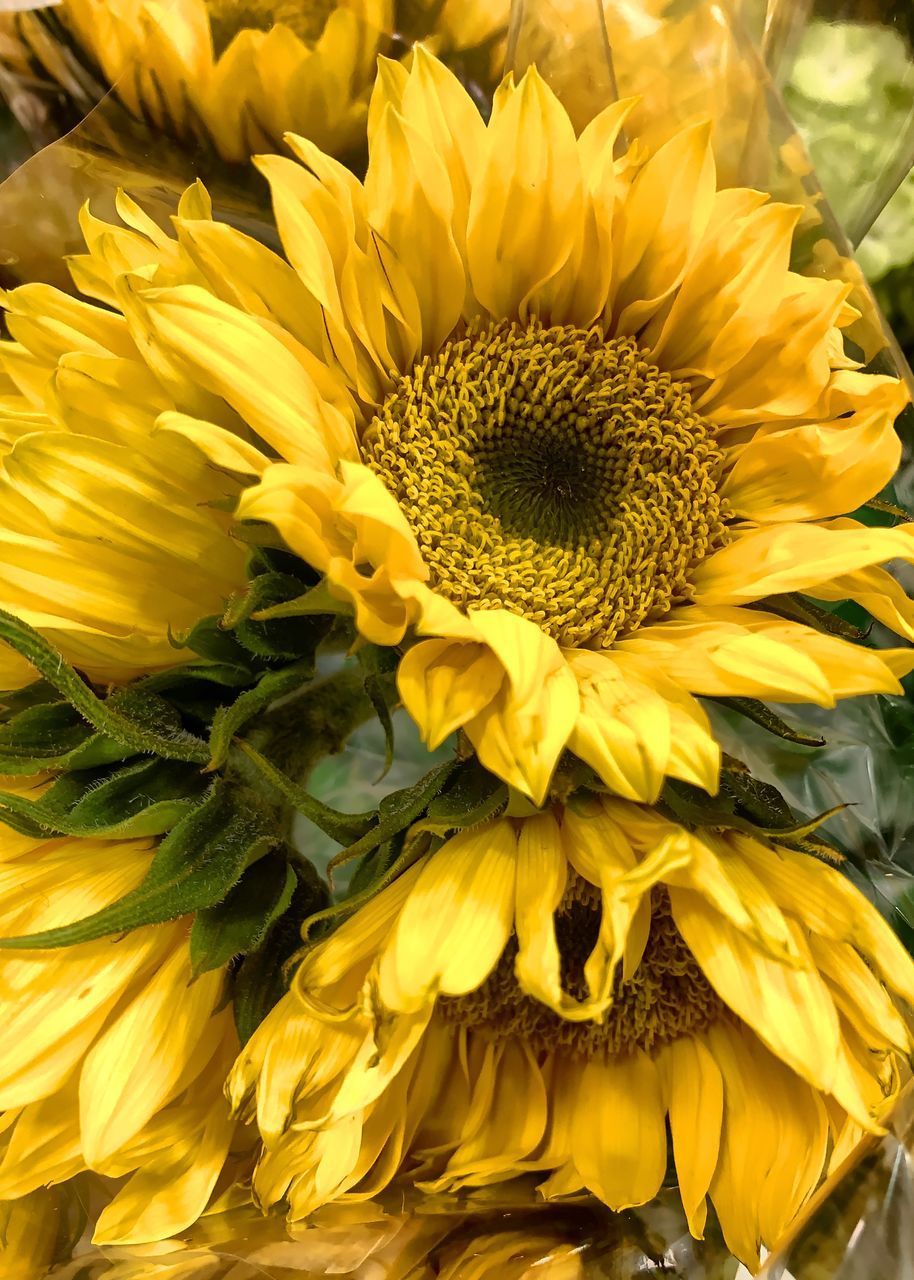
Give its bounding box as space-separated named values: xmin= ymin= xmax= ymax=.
xmin=1 ymin=1 xmax=914 ymax=1276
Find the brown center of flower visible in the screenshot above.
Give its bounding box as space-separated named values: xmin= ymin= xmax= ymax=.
xmin=438 ymin=884 xmax=723 ymax=1059
xmin=362 ymin=319 xmax=729 ymax=648
xmin=208 ymin=0 xmax=336 ymax=54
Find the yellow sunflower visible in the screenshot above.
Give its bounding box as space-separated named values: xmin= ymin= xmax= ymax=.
xmin=1 ymin=49 xmax=913 ymax=801
xmin=229 ymin=796 xmax=914 ymax=1269
xmin=131 ymin=53 xmax=914 ymax=800
xmin=1 ymin=0 xmax=507 ymax=164
xmin=0 ymin=802 xmax=241 ymax=1247
xmin=0 ymin=186 xmax=250 ymax=690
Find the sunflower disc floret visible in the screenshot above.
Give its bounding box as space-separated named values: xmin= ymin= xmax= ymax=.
xmin=364 ymin=320 xmax=728 ymax=646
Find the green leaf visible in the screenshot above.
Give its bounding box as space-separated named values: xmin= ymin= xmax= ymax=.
xmin=237 ymin=740 xmax=375 ymax=845
xmin=0 ymin=759 xmax=208 ymax=839
xmin=362 ymin=674 xmax=394 ymax=780
xmin=415 ymin=757 xmax=508 ymax=835
xmin=0 ymin=785 xmax=275 ymax=948
xmin=232 ymin=864 xmax=328 ymax=1045
xmin=711 ymin=698 xmax=826 ymax=747
xmin=0 ymin=610 xmax=210 ymax=763
xmin=190 ymin=853 xmax=296 ymax=977
xmin=222 ymin=571 xmax=325 ymax=661
xmin=327 ymin=757 xmax=458 ymax=875
xmin=207 ymin=659 xmax=319 ymax=769
xmin=0 ymin=701 xmax=130 ymax=775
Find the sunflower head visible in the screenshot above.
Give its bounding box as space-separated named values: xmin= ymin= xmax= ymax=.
xmin=363 ymin=319 xmax=730 ymax=647
xmin=230 ymin=797 xmax=914 ymax=1270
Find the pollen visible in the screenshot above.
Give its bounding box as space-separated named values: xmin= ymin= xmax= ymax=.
xmin=362 ymin=319 xmax=729 ymax=648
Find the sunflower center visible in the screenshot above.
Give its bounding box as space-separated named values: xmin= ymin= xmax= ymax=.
xmin=209 ymin=0 xmax=335 ymax=53
xmin=438 ymin=885 xmax=723 ymax=1059
xmin=362 ymin=319 xmax=729 ymax=647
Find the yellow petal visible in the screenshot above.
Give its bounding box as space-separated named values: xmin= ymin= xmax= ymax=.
xmin=610 ymin=122 xmax=715 ymax=335
xmin=0 ymin=1189 xmax=60 ymax=1280
xmin=736 ymin=839 xmax=914 ymax=1009
xmin=657 ymin=1034 xmax=723 ymax=1239
xmin=670 ymin=887 xmax=840 ymax=1092
xmin=464 ymin=610 xmax=579 ymax=805
xmin=120 ymin=281 xmax=356 ymax=469
xmin=692 ymin=521 xmax=914 ymax=603
xmin=91 ymin=1084 xmax=236 ymax=1245
xmin=619 ymin=604 xmax=905 ymax=704
xmin=466 ymin=67 xmax=582 ymax=320
xmin=0 ymin=1082 xmax=83 ymax=1200
xmin=720 ymin=382 xmax=904 ymax=522
xmin=571 ymin=1051 xmax=667 ymax=1210
xmin=566 ymin=649 xmax=672 ymax=802
xmin=812 ymin=563 xmax=914 ymax=642
xmin=398 ymin=638 xmax=506 ymax=749
xmin=432 ymin=1040 xmax=548 ymax=1186
xmin=643 ymin=194 xmax=797 ymax=380
xmin=79 ymin=942 xmax=224 ymax=1165
xmin=365 ymin=105 xmax=465 ymax=355
xmin=513 ymin=811 xmax=568 ymax=1014
xmin=378 ymin=821 xmax=517 ymax=1012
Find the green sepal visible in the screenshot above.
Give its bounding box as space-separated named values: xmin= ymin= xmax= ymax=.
xmin=757 ymin=593 xmax=866 ymax=640
xmin=232 ymin=862 xmax=329 ymax=1045
xmin=862 ymin=496 xmax=912 ymax=521
xmin=223 ymin=572 xmax=328 ymax=661
xmin=0 ymin=610 xmax=210 ymax=763
xmin=236 ymin=740 xmax=375 ymax=845
xmin=250 ymin=580 xmax=350 ymax=622
xmin=412 ymin=757 xmax=508 ymax=835
xmin=0 ymin=784 xmax=275 ymax=949
xmin=0 ymin=701 xmax=131 ymax=775
xmin=0 ymin=759 xmax=209 ymax=839
xmin=207 ymin=659 xmax=319 ymax=769
xmin=169 ymin=615 xmax=253 ymax=667
xmin=0 ymin=679 xmax=60 ymax=719
xmin=327 ymin=758 xmax=458 ymax=875
xmin=712 ymin=697 xmax=826 ymax=747
xmin=299 ymin=830 xmax=439 ymax=956
xmin=190 ymin=852 xmax=296 ymax=978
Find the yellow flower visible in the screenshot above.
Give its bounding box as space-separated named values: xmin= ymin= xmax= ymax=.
xmin=230 ymin=798 xmax=914 ymax=1269
xmin=0 ymin=187 xmax=249 ymax=689
xmin=0 ymin=810 xmax=240 ymax=1247
xmin=130 ymin=53 xmax=914 ymax=802
xmin=2 ymin=0 xmax=507 ymax=164
xmin=2 ymin=51 xmax=913 ymax=800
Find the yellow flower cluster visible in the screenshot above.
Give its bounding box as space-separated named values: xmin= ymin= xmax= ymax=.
xmin=0 ymin=36 xmax=912 ymax=1277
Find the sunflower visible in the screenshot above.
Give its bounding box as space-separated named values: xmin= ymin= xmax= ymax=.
xmin=229 ymin=796 xmax=914 ymax=1270
xmin=111 ymin=51 xmax=914 ymax=803
xmin=0 ymin=805 xmax=241 ymax=1247
xmin=2 ymin=50 xmax=913 ymax=793
xmin=1 ymin=0 xmax=507 ymax=164
xmin=0 ymin=187 xmax=250 ymax=689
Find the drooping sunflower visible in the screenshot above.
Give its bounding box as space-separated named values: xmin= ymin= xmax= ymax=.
xmin=229 ymin=796 xmax=914 ymax=1269
xmin=1 ymin=49 xmax=913 ymax=799
xmin=0 ymin=802 xmax=242 ymax=1247
xmin=0 ymin=0 xmax=507 ymax=164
